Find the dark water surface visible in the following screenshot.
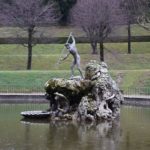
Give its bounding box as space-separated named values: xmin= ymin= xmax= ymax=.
xmin=0 ymin=104 xmax=149 ymax=150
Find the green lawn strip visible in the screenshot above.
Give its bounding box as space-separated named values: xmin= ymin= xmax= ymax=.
xmin=0 ymin=26 xmax=84 ymax=38
xmin=114 ymin=24 xmax=150 ymax=36
xmin=0 ymin=44 xmax=92 ymax=55
xmin=0 ymin=42 xmax=149 ymax=55
xmin=0 ymin=70 xmax=149 ymax=94
xmin=0 ymin=53 xmax=150 ymax=70
xmin=0 ymin=55 xmax=72 ymax=70
xmin=105 ymin=42 xmax=150 ymax=54
xmin=130 ymin=24 xmax=150 ymax=36
xmin=0 ymin=42 xmax=150 ymax=55
xmin=111 ymin=70 xmax=150 ymax=95
xmin=107 ymin=54 xmax=150 ymax=70
xmin=143 ymin=80 xmax=150 ymax=95
xmin=0 ymin=43 xmax=150 ymax=70
xmin=137 ymin=72 xmax=150 ymax=95
xmin=121 ymin=71 xmax=143 ymax=94
xmin=82 ymin=54 xmax=150 ymax=70
xmin=0 ymin=70 xmax=71 ymax=92
xmin=0 ymin=24 xmax=150 ymax=38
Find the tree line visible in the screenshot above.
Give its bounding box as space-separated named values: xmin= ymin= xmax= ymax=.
xmin=0 ymin=0 xmax=149 ymax=70
xmin=2 ymin=0 xmax=77 ymax=24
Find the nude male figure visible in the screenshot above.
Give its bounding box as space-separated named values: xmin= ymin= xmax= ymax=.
xmin=60 ymin=34 xmax=84 ymax=79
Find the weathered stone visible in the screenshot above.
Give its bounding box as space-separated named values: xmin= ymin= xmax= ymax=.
xmin=44 ymin=60 xmax=124 ymax=122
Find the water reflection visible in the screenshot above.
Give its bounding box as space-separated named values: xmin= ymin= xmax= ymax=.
xmin=23 ymin=124 xmax=31 ymax=150
xmin=21 ymin=119 xmax=121 ymax=150
xmin=0 ymin=105 xmax=149 ymax=150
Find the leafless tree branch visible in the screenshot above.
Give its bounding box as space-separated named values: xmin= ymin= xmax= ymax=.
xmin=70 ymin=0 xmax=124 ymax=61
xmin=0 ymin=0 xmax=60 ymax=70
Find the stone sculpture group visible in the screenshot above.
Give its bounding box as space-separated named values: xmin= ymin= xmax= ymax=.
xmin=45 ymin=60 xmax=124 ymax=122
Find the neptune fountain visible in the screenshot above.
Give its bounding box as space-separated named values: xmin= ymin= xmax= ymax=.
xmin=21 ymin=34 xmax=123 ymax=122
xmin=44 ymin=60 xmax=124 ymax=122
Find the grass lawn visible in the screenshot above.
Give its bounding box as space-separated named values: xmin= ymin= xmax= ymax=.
xmin=0 ymin=43 xmax=149 ymax=94
xmin=111 ymin=70 xmax=150 ymax=95
xmin=0 ymin=43 xmax=150 ymax=70
xmin=0 ymin=24 xmax=150 ymax=38
xmin=0 ymin=70 xmax=149 ymax=95
xmin=0 ymin=25 xmax=150 ymax=94
xmin=0 ymin=70 xmax=71 ymax=93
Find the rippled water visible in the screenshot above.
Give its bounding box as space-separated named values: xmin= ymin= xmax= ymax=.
xmin=0 ymin=104 xmax=149 ymax=150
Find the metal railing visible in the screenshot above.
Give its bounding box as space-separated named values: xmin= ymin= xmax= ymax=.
xmin=120 ymin=87 xmax=150 ymax=97
xmin=0 ymin=84 xmax=45 ymax=93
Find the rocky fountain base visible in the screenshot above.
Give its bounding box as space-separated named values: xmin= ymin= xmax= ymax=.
xmin=44 ymin=60 xmax=124 ymax=122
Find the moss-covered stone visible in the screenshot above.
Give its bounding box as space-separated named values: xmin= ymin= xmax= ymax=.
xmin=44 ymin=60 xmax=124 ymax=122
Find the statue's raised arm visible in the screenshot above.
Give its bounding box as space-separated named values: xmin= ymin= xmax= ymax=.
xmin=71 ymin=34 xmax=76 ymax=46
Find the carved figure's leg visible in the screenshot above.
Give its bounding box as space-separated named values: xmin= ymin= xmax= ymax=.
xmin=76 ymin=57 xmax=84 ymax=78
xmin=70 ymin=61 xmax=75 ymax=78
xmin=77 ymin=66 xmax=84 ymax=78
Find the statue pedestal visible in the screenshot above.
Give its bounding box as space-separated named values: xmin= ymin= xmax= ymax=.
xmin=44 ymin=60 xmax=124 ymax=122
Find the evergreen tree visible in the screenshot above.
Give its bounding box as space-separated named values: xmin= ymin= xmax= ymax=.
xmin=44 ymin=0 xmax=76 ymax=24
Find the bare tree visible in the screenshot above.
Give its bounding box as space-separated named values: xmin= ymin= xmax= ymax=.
xmin=121 ymin=0 xmax=148 ymax=54
xmin=0 ymin=0 xmax=59 ymax=70
xmin=71 ymin=0 xmax=123 ymax=61
xmin=136 ymin=0 xmax=150 ymax=30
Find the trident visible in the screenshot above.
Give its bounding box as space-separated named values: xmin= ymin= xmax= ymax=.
xmin=54 ymin=32 xmax=72 ymax=68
